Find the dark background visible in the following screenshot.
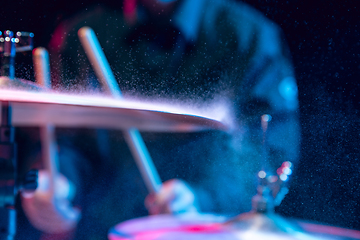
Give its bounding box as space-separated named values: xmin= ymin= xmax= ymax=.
xmin=1 ymin=0 xmax=359 ymax=232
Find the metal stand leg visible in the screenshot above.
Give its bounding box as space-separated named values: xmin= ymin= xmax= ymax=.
xmin=0 ymin=30 xmax=36 ymax=240
xmin=0 ymin=103 xmax=17 ymax=240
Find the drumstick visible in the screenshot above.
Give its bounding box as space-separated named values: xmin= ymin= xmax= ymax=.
xmin=78 ymin=27 xmax=161 ymax=193
xmin=33 ymin=47 xmax=59 ymax=195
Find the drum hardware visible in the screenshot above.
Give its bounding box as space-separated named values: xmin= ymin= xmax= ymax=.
xmin=0 ymin=30 xmax=34 ymax=79
xmin=224 ymin=162 xmax=297 ymax=239
xmin=250 ymin=162 xmax=292 ymax=214
xmin=0 ymin=101 xmax=38 ymax=240
xmin=225 ymin=114 xmax=297 ymax=237
xmin=221 ymin=113 xmax=295 ymax=236
xmin=0 ymin=30 xmax=37 ymax=240
xmin=251 ymin=114 xmax=291 ymax=213
xmin=0 ymin=31 xmax=41 ymax=91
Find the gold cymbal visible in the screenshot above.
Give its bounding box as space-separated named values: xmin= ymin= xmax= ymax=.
xmin=0 ymin=88 xmax=229 ymax=132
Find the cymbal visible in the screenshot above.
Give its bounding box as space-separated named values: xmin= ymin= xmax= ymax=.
xmin=0 ymin=89 xmax=229 ymax=132
xmin=108 ymin=212 xmax=360 ymax=240
xmin=0 ymin=76 xmax=44 ymax=91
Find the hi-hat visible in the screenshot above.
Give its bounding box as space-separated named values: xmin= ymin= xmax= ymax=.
xmin=0 ymin=88 xmax=228 ymax=132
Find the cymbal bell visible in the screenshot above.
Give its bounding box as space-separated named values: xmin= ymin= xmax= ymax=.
xmin=225 ymin=212 xmax=322 ymax=240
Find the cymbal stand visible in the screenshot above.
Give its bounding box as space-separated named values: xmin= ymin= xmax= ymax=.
xmin=251 ymin=114 xmax=293 ymax=213
xmin=0 ymin=30 xmax=37 ymax=240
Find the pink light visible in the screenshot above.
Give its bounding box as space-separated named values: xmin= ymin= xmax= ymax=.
xmin=109 ymin=223 xmax=224 ymax=240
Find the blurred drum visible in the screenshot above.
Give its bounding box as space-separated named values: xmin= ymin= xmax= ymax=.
xmin=108 ymin=213 xmax=360 ymax=240
xmin=108 ymin=213 xmax=230 ymax=240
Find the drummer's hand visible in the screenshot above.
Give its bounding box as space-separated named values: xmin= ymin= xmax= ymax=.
xmin=145 ymin=179 xmax=198 ymax=215
xmin=21 ymin=170 xmax=81 ymax=234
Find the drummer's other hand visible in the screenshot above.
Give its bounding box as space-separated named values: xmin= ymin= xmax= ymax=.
xmin=21 ymin=170 xmax=81 ymax=234
xmin=145 ymin=179 xmax=198 ymax=215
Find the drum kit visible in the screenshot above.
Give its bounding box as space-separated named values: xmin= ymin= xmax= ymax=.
xmin=0 ymin=28 xmax=359 ymax=240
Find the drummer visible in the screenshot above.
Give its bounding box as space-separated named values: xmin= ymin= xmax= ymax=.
xmin=20 ymin=0 xmax=300 ymax=239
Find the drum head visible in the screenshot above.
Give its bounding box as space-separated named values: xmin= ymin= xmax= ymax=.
xmin=108 ymin=213 xmax=231 ymax=240
xmin=108 ymin=213 xmax=360 ymax=240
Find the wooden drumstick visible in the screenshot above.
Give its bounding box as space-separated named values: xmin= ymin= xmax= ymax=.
xmin=78 ymin=26 xmax=161 ymax=193
xmin=33 ymin=47 xmax=58 ymax=195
